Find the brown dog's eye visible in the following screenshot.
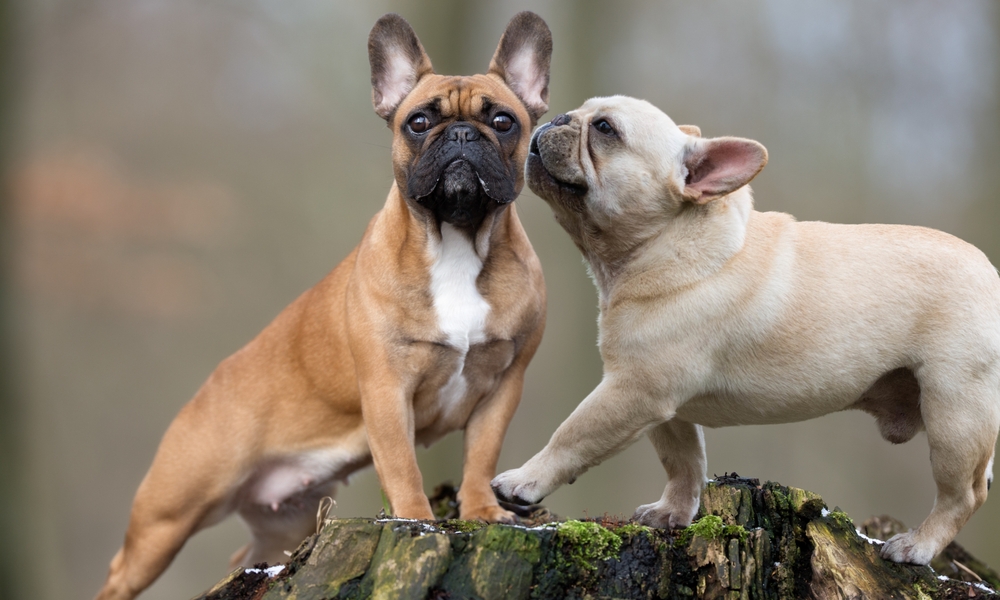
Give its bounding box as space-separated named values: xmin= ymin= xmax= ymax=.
xmin=593 ymin=119 xmax=615 ymax=136
xmin=492 ymin=113 xmax=514 ymax=132
xmin=408 ymin=114 xmax=430 ymax=134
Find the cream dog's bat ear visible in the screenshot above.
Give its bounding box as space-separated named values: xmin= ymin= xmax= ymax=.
xmin=681 ymin=137 xmax=768 ymax=204
xmin=368 ymin=14 xmax=434 ymax=120
xmin=488 ymin=12 xmax=552 ymax=123
xmin=678 ymin=125 xmax=701 ymax=137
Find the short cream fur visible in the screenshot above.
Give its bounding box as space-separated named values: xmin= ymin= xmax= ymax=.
xmin=493 ymin=95 xmax=1000 ymax=565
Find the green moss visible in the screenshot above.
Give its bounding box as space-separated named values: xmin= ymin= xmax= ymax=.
xmin=614 ymin=522 xmax=654 ymax=540
xmin=675 ymin=516 xmax=750 ymax=547
xmin=825 ymin=509 xmax=855 ymax=532
xmin=722 ymin=524 xmax=749 ymax=542
xmin=438 ymin=525 xmax=542 ymax=600
xmin=477 ymin=525 xmax=542 ymax=564
xmin=689 ymin=515 xmax=725 ymax=539
xmin=787 ymin=486 xmax=823 ymax=512
xmin=768 ymin=486 xmax=791 ymax=511
xmin=554 ymin=520 xmax=622 ymax=572
xmin=443 ymin=519 xmax=485 ymax=534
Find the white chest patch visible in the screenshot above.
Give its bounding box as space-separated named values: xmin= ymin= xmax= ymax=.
xmin=429 ymin=223 xmax=491 ymax=412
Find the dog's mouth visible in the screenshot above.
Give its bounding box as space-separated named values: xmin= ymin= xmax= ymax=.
xmin=412 ymin=159 xmax=502 ymax=229
xmin=415 ymin=159 xmax=511 ymax=204
xmin=526 ymin=124 xmax=589 ymax=207
xmin=527 ymin=147 xmax=588 ymax=207
xmin=405 ymin=122 xmax=519 ymax=231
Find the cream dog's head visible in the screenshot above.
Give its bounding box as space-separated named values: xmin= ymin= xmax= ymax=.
xmin=526 ymin=96 xmax=768 ymax=262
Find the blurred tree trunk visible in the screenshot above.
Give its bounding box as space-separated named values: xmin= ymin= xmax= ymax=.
xmin=0 ymin=0 xmax=29 ymax=598
xmin=193 ymin=477 xmax=1000 ymax=600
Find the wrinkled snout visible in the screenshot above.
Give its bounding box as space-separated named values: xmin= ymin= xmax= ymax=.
xmin=531 ymin=115 xmax=587 ymax=188
xmin=405 ymin=120 xmax=518 ymax=229
xmin=526 ymin=114 xmax=589 ymax=209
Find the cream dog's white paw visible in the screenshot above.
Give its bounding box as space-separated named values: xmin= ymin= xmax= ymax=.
xmin=491 ymin=468 xmax=548 ymax=505
xmin=632 ymin=498 xmax=699 ymax=529
xmin=879 ymin=531 xmax=936 ymax=565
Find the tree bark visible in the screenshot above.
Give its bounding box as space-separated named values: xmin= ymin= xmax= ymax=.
xmin=194 ymin=476 xmax=999 ymax=599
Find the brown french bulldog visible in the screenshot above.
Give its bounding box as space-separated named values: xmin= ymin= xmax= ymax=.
xmin=96 ymin=12 xmax=550 ymax=600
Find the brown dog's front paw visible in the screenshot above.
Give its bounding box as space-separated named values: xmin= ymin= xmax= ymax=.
xmin=460 ymin=503 xmax=517 ymax=524
xmin=392 ymin=499 xmax=436 ymax=521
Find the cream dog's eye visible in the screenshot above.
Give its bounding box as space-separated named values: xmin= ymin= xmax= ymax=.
xmin=593 ymin=119 xmax=615 ymax=135
xmin=492 ymin=113 xmax=514 ymax=132
xmin=408 ymin=113 xmax=430 ymax=134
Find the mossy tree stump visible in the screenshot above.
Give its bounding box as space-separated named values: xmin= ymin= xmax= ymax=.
xmin=195 ymin=476 xmax=999 ymax=599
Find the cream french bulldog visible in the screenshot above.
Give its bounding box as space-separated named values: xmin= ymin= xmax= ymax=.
xmin=492 ymin=95 xmax=1000 ymax=565
xmin=96 ymin=13 xmax=551 ymax=600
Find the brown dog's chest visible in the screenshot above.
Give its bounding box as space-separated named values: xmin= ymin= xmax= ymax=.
xmin=411 ymin=339 xmax=516 ymax=442
xmin=404 ymin=223 xmax=519 ymax=440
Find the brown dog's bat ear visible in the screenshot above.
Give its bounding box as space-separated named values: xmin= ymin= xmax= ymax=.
xmin=681 ymin=137 xmax=768 ymax=204
xmin=488 ymin=12 xmax=552 ymax=123
xmin=678 ymin=125 xmax=701 ymax=137
xmin=368 ymin=14 xmax=434 ymax=120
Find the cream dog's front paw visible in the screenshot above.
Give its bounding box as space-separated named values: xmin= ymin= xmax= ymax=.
xmin=491 ymin=468 xmax=549 ymax=505
xmin=632 ymin=498 xmax=699 ymax=529
xmin=879 ymin=531 xmax=936 ymax=565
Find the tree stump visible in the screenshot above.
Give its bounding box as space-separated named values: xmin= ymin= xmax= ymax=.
xmin=194 ymin=475 xmax=999 ymax=599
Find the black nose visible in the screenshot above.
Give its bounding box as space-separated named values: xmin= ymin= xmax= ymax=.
xmin=551 ymin=113 xmax=571 ymax=126
xmin=447 ymin=123 xmax=480 ymax=144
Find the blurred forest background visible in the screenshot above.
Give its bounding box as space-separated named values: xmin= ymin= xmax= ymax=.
xmin=0 ymin=1 xmax=998 ymax=599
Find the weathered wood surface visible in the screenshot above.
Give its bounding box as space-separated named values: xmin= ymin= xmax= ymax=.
xmin=194 ymin=476 xmax=999 ymax=599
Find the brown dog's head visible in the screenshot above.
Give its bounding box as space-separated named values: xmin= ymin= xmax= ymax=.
xmin=526 ymin=96 xmax=767 ymax=263
xmin=368 ymin=12 xmax=551 ymax=232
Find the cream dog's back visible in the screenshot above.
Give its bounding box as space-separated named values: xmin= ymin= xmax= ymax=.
xmin=631 ymin=211 xmax=1000 ymax=427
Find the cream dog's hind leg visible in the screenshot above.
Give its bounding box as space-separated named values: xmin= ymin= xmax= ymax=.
xmin=632 ymin=420 xmax=707 ymax=529
xmin=882 ymin=363 xmax=1000 ymax=564
xmin=881 ymin=373 xmax=999 ymax=564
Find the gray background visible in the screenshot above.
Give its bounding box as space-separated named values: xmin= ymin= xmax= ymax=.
xmin=1 ymin=1 xmax=998 ymax=599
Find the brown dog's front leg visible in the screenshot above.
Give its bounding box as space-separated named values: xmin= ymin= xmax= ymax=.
xmin=460 ymin=325 xmax=544 ymax=522
xmin=458 ymin=349 xmax=538 ymax=522
xmin=492 ymin=378 xmax=668 ymax=505
xmin=359 ymin=374 xmax=434 ymax=520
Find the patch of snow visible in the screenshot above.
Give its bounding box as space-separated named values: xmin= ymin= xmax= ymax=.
xmin=244 ymin=565 xmax=285 ymax=577
xmin=820 ymin=508 xmax=830 ymax=517
xmin=937 ymin=577 xmax=996 ymax=594
xmin=507 ymin=522 xmax=561 ymax=532
xmin=854 ymin=528 xmax=885 ymax=545
xmin=973 ymin=582 xmax=995 ymax=593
